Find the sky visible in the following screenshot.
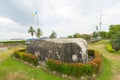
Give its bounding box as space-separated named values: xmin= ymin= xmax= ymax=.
xmin=0 ymin=0 xmax=120 ymax=40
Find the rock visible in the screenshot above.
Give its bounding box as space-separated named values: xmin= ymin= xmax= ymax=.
xmin=62 ymin=74 xmax=67 ymax=78
xmin=92 ymin=74 xmax=96 ymax=77
xmin=81 ymin=77 xmax=85 ymax=80
xmin=52 ymin=71 xmax=56 ymax=74
xmin=26 ymin=38 xmax=88 ymax=63
xmin=36 ymin=65 xmax=40 ymax=68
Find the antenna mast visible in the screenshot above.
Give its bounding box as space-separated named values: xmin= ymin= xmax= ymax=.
xmin=99 ymin=10 xmax=102 ymax=31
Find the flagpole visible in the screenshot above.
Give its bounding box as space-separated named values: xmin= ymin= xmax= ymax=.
xmin=37 ymin=12 xmax=38 ymax=27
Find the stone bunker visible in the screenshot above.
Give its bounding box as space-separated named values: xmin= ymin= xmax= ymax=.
xmin=26 ymin=38 xmax=88 ymax=63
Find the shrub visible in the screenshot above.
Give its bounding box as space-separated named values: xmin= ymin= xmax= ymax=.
xmin=84 ymin=64 xmax=93 ymax=74
xmin=94 ymin=50 xmax=102 ymax=58
xmin=47 ymin=60 xmax=93 ymax=77
xmin=47 ymin=49 xmax=102 ymax=77
xmin=88 ymin=61 xmax=99 ymax=72
xmin=88 ymin=49 xmax=102 ymax=71
xmin=30 ymin=54 xmax=39 ymax=66
xmin=106 ymin=44 xmax=115 ymax=53
xmin=13 ymin=48 xmax=38 ymax=66
xmin=47 ymin=60 xmax=63 ymax=72
xmin=92 ymin=58 xmax=102 ymax=67
xmin=19 ymin=52 xmax=25 ymax=60
xmin=13 ymin=51 xmax=21 ymax=59
xmin=62 ymin=63 xmax=83 ymax=76
xmin=17 ymin=48 xmax=26 ymax=52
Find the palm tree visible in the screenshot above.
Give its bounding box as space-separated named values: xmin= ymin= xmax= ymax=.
xmin=36 ymin=28 xmax=42 ymax=38
xmin=28 ymin=26 xmax=35 ymax=38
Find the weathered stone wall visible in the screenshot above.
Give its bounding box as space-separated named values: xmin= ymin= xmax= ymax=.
xmin=26 ymin=38 xmax=88 ymax=63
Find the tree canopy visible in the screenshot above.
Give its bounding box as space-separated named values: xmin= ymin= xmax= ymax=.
xmin=49 ymin=31 xmax=57 ymax=39
xmin=36 ymin=28 xmax=42 ymax=38
xmin=99 ymin=31 xmax=108 ymax=39
xmin=108 ymin=25 xmax=120 ymax=51
xmin=28 ymin=26 xmax=35 ymax=38
xmin=109 ymin=25 xmax=120 ymax=39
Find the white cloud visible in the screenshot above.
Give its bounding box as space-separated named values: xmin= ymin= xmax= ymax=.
xmin=0 ymin=0 xmax=120 ymax=39
xmin=0 ymin=17 xmax=31 ymax=39
xmin=39 ymin=0 xmax=120 ymax=36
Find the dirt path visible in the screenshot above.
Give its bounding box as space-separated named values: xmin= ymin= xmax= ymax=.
xmin=88 ymin=42 xmax=120 ymax=80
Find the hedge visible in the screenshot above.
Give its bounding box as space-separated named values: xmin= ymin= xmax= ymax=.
xmin=13 ymin=48 xmax=38 ymax=66
xmin=0 ymin=40 xmax=25 ymax=44
xmin=47 ymin=49 xmax=102 ymax=77
xmin=47 ymin=60 xmax=93 ymax=77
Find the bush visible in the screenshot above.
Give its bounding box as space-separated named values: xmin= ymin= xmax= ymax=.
xmin=92 ymin=58 xmax=102 ymax=67
xmin=13 ymin=51 xmax=21 ymax=59
xmin=88 ymin=49 xmax=102 ymax=72
xmin=17 ymin=48 xmax=26 ymax=52
xmin=47 ymin=49 xmax=102 ymax=77
xmin=88 ymin=61 xmax=99 ymax=72
xmin=106 ymin=44 xmax=115 ymax=53
xmin=13 ymin=48 xmax=38 ymax=66
xmin=30 ymin=54 xmax=38 ymax=66
xmin=94 ymin=50 xmax=102 ymax=58
xmin=84 ymin=64 xmax=93 ymax=74
xmin=47 ymin=60 xmax=63 ymax=72
xmin=47 ymin=60 xmax=93 ymax=77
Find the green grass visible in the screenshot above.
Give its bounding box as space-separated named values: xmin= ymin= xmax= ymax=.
xmin=93 ymin=40 xmax=109 ymax=45
xmin=1 ymin=40 xmax=120 ymax=80
xmin=97 ymin=57 xmax=112 ymax=80
xmin=0 ymin=47 xmax=66 ymax=80
xmin=0 ymin=57 xmax=66 ymax=80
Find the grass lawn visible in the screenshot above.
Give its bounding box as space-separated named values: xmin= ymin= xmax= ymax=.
xmin=97 ymin=57 xmax=112 ymax=80
xmin=0 ymin=47 xmax=66 ymax=80
xmin=0 ymin=57 xmax=67 ymax=80
xmin=0 ymin=40 xmax=120 ymax=80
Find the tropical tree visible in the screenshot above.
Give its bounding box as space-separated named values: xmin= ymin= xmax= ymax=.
xmin=111 ymin=32 xmax=120 ymax=51
xmin=28 ymin=26 xmax=35 ymax=38
xmin=108 ymin=25 xmax=120 ymax=51
xmin=36 ymin=28 xmax=42 ymax=38
xmin=49 ymin=31 xmax=57 ymax=38
xmin=108 ymin=25 xmax=120 ymax=39
xmin=73 ymin=33 xmax=81 ymax=38
xmin=68 ymin=35 xmax=73 ymax=38
xmin=99 ymin=31 xmax=108 ymax=39
xmin=80 ymin=34 xmax=91 ymax=40
xmin=92 ymin=31 xmax=99 ymax=38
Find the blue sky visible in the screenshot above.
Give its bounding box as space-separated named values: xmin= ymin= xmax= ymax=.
xmin=0 ymin=0 xmax=120 ymax=39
